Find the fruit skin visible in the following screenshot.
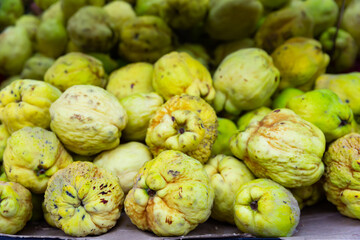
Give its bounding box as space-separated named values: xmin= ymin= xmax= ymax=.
xmin=44 ymin=52 xmax=107 ymax=92
xmin=0 ymin=0 xmax=24 ymax=32
xmin=342 ymin=0 xmax=360 ymax=50
xmin=146 ymin=95 xmax=217 ymax=164
xmin=103 ymin=1 xmax=136 ymax=33
xmin=0 ymin=79 xmax=62 ymax=134
xmin=94 ymin=142 xmax=153 ymax=193
xmin=212 ymin=38 xmax=255 ymax=67
xmin=205 ymin=0 xmax=263 ymax=41
xmin=286 ymin=89 xmax=356 ymax=142
xmin=213 ymin=48 xmax=280 ymax=116
xmin=21 ymin=54 xmax=55 ymax=80
xmin=120 ymin=92 xmax=164 ymax=141
xmin=323 ymin=133 xmax=360 ymax=219
xmin=135 ymin=0 xmax=163 ymax=16
xmin=271 ymin=37 xmax=330 ymax=91
xmin=152 ymin=51 xmax=215 ymax=103
xmin=302 ymin=0 xmax=339 ymax=36
xmin=61 ymin=0 xmax=106 ymax=21
xmin=41 ymin=1 xmax=64 ymax=23
xmin=272 ymin=88 xmax=304 ymax=109
xmin=44 ymin=161 xmax=124 ymax=237
xmin=176 ymin=43 xmax=210 ymax=68
xmin=234 ymin=178 xmax=300 ymax=237
xmin=36 ymin=18 xmax=68 ymax=58
xmin=67 ymin=6 xmax=117 ymax=53
xmin=124 ymin=150 xmax=214 ymax=236
xmin=3 ymin=127 xmax=73 ymax=194
xmin=35 ymin=0 xmax=59 ymax=10
xmin=87 ymin=53 xmax=119 ymax=75
xmin=0 ymin=181 xmax=33 ymax=234
xmin=50 ymin=85 xmax=128 ymax=156
xmin=237 ymin=107 xmax=272 ymax=131
xmin=106 ymin=62 xmax=154 ymax=100
xmin=211 ymin=118 xmax=238 ymax=156
xmin=118 ymin=16 xmax=173 ymax=63
xmin=320 ymin=28 xmax=359 ymax=73
xmin=260 ymin=0 xmax=290 ymax=9
xmin=15 ymin=14 xmax=41 ymax=42
xmin=290 ymin=180 xmax=324 ymax=210
xmin=315 ymin=73 xmax=360 ymax=117
xmin=204 ymin=154 xmax=254 ymax=224
xmin=159 ymin=0 xmax=209 ymax=30
xmin=0 ymin=26 xmax=32 ymax=76
xmin=255 ymin=5 xmax=314 ymax=53
xmin=230 ymin=108 xmax=326 ymax=188
xmin=0 ymin=123 xmax=10 ymax=163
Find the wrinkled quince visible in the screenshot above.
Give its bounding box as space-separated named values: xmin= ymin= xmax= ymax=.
xmin=230 ymin=108 xmax=325 ymax=188
xmin=0 ymin=181 xmax=32 ymax=234
xmin=44 ymin=161 xmax=124 ymax=236
xmin=124 ymin=150 xmax=214 ymax=236
xmin=146 ymin=95 xmax=217 ymax=164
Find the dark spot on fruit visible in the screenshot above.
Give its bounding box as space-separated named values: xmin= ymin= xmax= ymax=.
xmin=274 ymin=109 xmax=280 ymax=113
xmin=147 ymin=188 xmax=156 ymax=197
xmin=99 ymin=191 xmax=108 ymax=195
xmin=178 ymin=127 xmax=185 ymax=134
xmin=250 ymin=200 xmax=258 ymax=211
xmin=66 ymin=191 xmax=75 ymax=198
xmin=82 ymin=215 xmax=85 ymax=220
xmin=100 ymin=199 xmax=108 ymax=204
xmin=165 ymin=216 xmax=173 ymax=225
xmin=58 ymin=216 xmax=62 ymax=221
xmin=339 ymin=119 xmax=348 ymax=127
xmin=54 ymin=204 xmax=58 ymax=209
xmin=99 ymin=184 xmax=107 ymax=190
xmin=171 ymin=116 xmax=175 ymax=122
xmin=131 ymin=83 xmax=134 ymax=89
xmin=346 ymin=99 xmax=350 ymax=103
xmin=283 ymin=201 xmax=287 ymax=204
xmin=168 ymin=170 xmax=180 ymax=177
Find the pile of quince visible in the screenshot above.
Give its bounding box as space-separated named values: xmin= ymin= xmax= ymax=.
xmin=0 ymin=0 xmax=360 ymax=238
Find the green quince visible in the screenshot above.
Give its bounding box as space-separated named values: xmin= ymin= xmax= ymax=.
xmin=21 ymin=54 xmax=55 ymax=80
xmin=230 ymin=108 xmax=326 ymax=188
xmin=234 ymin=178 xmax=300 ymax=237
xmin=211 ymin=118 xmax=238 ymax=156
xmin=272 ymin=88 xmax=304 ymax=109
xmin=286 ymin=89 xmax=356 ymax=142
xmin=0 ymin=0 xmax=24 ymax=32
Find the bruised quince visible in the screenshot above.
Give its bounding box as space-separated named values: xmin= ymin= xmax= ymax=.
xmin=323 ymin=133 xmax=360 ymax=219
xmin=125 ymin=150 xmax=214 ymax=236
xmin=230 ymin=108 xmax=326 ymax=188
xmin=146 ymin=95 xmax=217 ymax=164
xmin=152 ymin=51 xmax=215 ymax=103
xmin=0 ymin=79 xmax=62 ymax=134
xmin=204 ymin=154 xmax=254 ymax=224
xmin=50 ymin=85 xmax=127 ymax=156
xmin=0 ymin=181 xmax=32 ymax=234
xmin=44 ymin=161 xmax=124 ymax=237
xmin=3 ymin=127 xmax=73 ymax=193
